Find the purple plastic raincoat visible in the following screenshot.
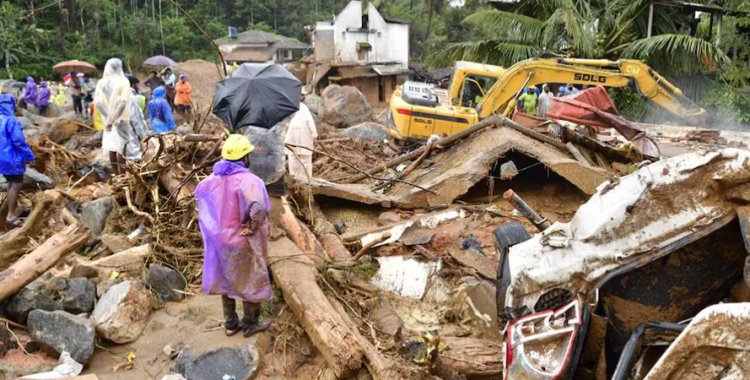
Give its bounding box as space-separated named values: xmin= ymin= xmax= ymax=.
xmin=37 ymin=82 xmax=51 ymax=107
xmin=195 ymin=159 xmax=273 ymax=303
xmin=23 ymin=77 xmax=37 ymax=106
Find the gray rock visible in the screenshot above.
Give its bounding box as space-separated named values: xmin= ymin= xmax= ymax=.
xmin=303 ymin=93 xmax=324 ymax=116
xmin=173 ymin=344 xmax=259 ymax=380
xmin=92 ymin=280 xmax=151 ymax=343
xmin=7 ymin=276 xmax=97 ymax=323
xmin=23 ymin=168 xmax=55 ymax=189
xmin=340 ymin=122 xmax=388 ymax=141
xmin=147 ymin=264 xmax=187 ymax=302
xmin=62 ymin=278 xmax=96 ymax=314
xmin=0 ymin=167 xmax=56 ymax=191
xmin=6 ymin=281 xmax=62 ymax=323
xmin=322 ymin=85 xmax=373 ymax=128
xmin=27 ymin=310 xmax=96 ymax=363
xmin=80 ymin=196 xmax=113 ymax=237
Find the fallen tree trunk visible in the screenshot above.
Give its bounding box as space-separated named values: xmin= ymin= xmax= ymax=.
xmin=291 ymin=189 xmax=351 ymax=260
xmin=439 ymin=337 xmax=503 ymax=377
xmin=0 ymin=190 xmax=63 ymax=269
xmin=268 ymin=237 xmax=364 ymax=378
xmin=277 ymin=197 xmax=327 ymax=262
xmin=0 ymin=223 xmax=89 ymax=302
xmin=327 ymin=295 xmax=401 ymax=380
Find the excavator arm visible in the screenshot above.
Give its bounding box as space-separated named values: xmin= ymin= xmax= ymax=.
xmin=477 ymin=58 xmax=706 ymax=125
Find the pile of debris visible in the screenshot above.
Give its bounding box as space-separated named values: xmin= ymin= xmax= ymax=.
xmin=2 ymin=82 xmax=748 ymax=380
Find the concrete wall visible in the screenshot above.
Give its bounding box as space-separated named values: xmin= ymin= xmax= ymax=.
xmin=313 ymin=1 xmax=409 ymax=65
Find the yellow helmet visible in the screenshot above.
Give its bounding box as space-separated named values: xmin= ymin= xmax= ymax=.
xmin=221 ymin=134 xmax=254 ymax=160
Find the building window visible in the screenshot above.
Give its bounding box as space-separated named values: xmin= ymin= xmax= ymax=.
xmin=357 ymin=41 xmax=372 ymax=62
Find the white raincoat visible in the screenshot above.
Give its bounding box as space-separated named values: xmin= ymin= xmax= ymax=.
xmin=283 ymin=103 xmax=317 ymax=179
xmin=95 ymin=58 xmax=132 ymax=154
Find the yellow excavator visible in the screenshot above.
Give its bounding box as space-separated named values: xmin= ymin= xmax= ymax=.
xmin=387 ymin=58 xmax=707 ymax=141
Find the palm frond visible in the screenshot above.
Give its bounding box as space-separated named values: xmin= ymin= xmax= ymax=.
xmin=431 ymin=40 xmax=539 ymax=68
xmin=623 ymin=34 xmax=730 ymax=74
xmin=463 ymin=10 xmax=544 ymax=43
xmin=542 ymin=7 xmax=596 ymax=57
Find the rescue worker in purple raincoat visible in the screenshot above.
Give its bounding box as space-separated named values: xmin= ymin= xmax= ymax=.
xmin=195 ymin=134 xmax=273 ymax=337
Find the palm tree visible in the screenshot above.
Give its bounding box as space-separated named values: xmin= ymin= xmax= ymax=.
xmin=435 ymin=0 xmax=728 ymax=74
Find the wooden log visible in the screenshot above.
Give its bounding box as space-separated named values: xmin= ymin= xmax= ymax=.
xmin=327 ymin=295 xmax=401 ymax=380
xmin=0 ymin=190 xmax=63 ymax=269
xmin=268 ymin=237 xmax=364 ymax=378
xmin=292 ymin=190 xmax=351 ymax=260
xmin=277 ymin=197 xmax=326 ymax=261
xmin=439 ymin=337 xmax=503 ymax=377
xmin=0 ymin=224 xmax=89 ymax=302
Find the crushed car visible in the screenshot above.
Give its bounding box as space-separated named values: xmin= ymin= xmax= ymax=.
xmin=494 ymin=148 xmax=750 ymax=379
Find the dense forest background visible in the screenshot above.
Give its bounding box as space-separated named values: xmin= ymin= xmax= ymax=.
xmin=0 ymin=0 xmax=484 ymax=78
xmin=2 ymin=0 xmax=750 ymax=125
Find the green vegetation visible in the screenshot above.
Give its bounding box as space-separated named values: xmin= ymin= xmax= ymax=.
xmin=1 ymin=0 xmax=749 ymax=124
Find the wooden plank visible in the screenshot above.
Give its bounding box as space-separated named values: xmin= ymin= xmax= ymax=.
xmin=566 ymin=142 xmax=594 ymax=167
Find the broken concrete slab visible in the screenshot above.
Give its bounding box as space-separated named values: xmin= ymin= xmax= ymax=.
xmin=388 ymin=127 xmax=610 ymax=207
xmin=446 ymin=247 xmax=497 ymax=281
xmin=370 ymin=256 xmax=442 ymax=299
xmin=92 ymin=280 xmax=151 ymax=344
xmin=305 ymin=178 xmax=405 ymax=207
xmin=172 ymin=344 xmax=259 ymax=380
xmin=27 ymin=310 xmax=96 ymax=364
xmin=449 ymin=277 xmax=500 ymax=340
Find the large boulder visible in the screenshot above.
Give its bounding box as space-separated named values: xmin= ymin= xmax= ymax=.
xmin=80 ymin=196 xmax=113 ymax=237
xmin=42 ymin=118 xmax=79 ymax=144
xmin=92 ymin=280 xmax=151 ymax=344
xmin=147 ymin=264 xmax=187 ymax=302
xmin=321 ymin=85 xmax=373 ymax=128
xmin=304 ymin=93 xmax=324 ymax=116
xmin=27 ymin=310 xmax=96 ymax=363
xmin=173 ymin=344 xmax=259 ymax=380
xmin=339 ymin=122 xmax=389 ymax=141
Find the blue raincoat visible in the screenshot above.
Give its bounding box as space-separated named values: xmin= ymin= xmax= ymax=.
xmin=148 ymin=86 xmax=176 ymax=133
xmin=0 ymin=95 xmax=35 ymax=175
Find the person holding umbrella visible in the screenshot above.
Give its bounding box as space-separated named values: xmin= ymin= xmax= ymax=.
xmin=94 ymin=58 xmax=132 ymax=175
xmin=68 ymin=74 xmax=84 ymax=118
xmin=195 ymin=134 xmax=273 ymax=337
xmin=174 ymin=75 xmax=193 ymax=126
xmin=0 ymin=94 xmax=35 ymax=228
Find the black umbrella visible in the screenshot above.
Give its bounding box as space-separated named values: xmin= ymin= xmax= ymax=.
xmin=212 ymin=63 xmax=301 ymax=131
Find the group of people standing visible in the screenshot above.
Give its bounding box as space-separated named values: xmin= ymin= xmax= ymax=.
xmin=142 ymin=68 xmax=193 ymax=125
xmin=19 ymin=77 xmax=52 ymax=116
xmin=517 ymin=83 xmax=582 ymax=117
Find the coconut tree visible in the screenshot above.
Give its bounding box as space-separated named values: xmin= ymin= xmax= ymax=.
xmin=436 ymin=0 xmax=729 ymax=74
